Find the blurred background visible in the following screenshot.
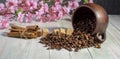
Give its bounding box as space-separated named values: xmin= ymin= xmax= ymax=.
xmin=94 ymin=0 xmax=120 ymax=15
xmin=0 ymin=0 xmax=120 ymax=14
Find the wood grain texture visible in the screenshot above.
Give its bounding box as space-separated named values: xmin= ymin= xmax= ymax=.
xmin=109 ymin=15 xmax=120 ymax=30
xmin=88 ymin=15 xmax=120 ymax=59
xmin=49 ymin=49 xmax=70 ymax=59
xmin=27 ymin=38 xmax=49 ymax=59
xmin=70 ymin=49 xmax=92 ymax=59
xmin=0 ymin=15 xmax=120 ymax=59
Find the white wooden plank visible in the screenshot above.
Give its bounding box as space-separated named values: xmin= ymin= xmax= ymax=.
xmin=88 ymin=33 xmax=120 ymax=59
xmin=0 ymin=29 xmax=49 ymax=59
xmin=107 ymin=23 xmax=120 ymax=46
xmin=106 ymin=32 xmax=120 ymax=58
xmin=0 ymin=37 xmax=30 ymax=59
xmin=0 ymin=29 xmax=35 ymax=59
xmin=70 ymin=49 xmax=92 ymax=59
xmin=0 ymin=39 xmax=7 ymax=58
xmin=109 ymin=15 xmax=120 ymax=30
xmin=50 ymin=49 xmax=70 ymax=59
xmin=27 ymin=38 xmax=49 ymax=59
xmin=88 ymin=23 xmax=120 ymax=59
xmin=87 ymin=15 xmax=120 ymax=59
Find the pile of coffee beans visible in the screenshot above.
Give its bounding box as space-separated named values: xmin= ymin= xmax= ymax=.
xmin=73 ymin=15 xmax=96 ymax=34
xmin=40 ymin=14 xmax=101 ymax=52
xmin=40 ymin=30 xmax=101 ymax=52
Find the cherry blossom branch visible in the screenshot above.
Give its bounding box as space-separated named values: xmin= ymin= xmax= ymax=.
xmin=0 ymin=0 xmax=93 ymax=29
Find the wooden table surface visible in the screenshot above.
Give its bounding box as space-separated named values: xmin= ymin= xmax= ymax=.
xmin=0 ymin=15 xmax=120 ymax=59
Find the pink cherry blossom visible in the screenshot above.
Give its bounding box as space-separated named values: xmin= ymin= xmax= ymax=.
xmin=0 ymin=0 xmax=81 ymax=23
xmin=0 ymin=3 xmax=4 ymax=10
xmin=6 ymin=0 xmax=18 ymax=7
xmin=55 ymin=0 xmax=63 ymax=3
xmin=51 ymin=13 xmax=57 ymax=21
xmin=9 ymin=6 xmax=16 ymax=13
xmin=46 ymin=14 xmax=51 ymax=21
xmin=17 ymin=0 xmax=31 ymax=11
xmin=50 ymin=6 xmax=57 ymax=13
xmin=25 ymin=0 xmax=31 ymax=6
xmin=62 ymin=6 xmax=70 ymax=15
xmin=22 ymin=1 xmax=31 ymax=10
xmin=54 ymin=2 xmax=62 ymax=11
xmin=68 ymin=1 xmax=79 ymax=10
xmin=0 ymin=16 xmax=9 ymax=29
xmin=1 ymin=19 xmax=9 ymax=28
xmin=70 ymin=0 xmax=81 ymax=2
xmin=5 ymin=0 xmax=18 ymax=13
xmin=89 ymin=0 xmax=93 ymax=3
xmin=57 ymin=11 xmax=63 ymax=19
xmin=4 ymin=14 xmax=13 ymax=19
xmin=17 ymin=12 xmax=25 ymax=22
xmin=29 ymin=0 xmax=38 ymax=10
xmin=43 ymin=3 xmax=49 ymax=12
xmin=72 ymin=1 xmax=79 ymax=9
xmin=38 ymin=1 xmax=44 ymax=7
xmin=35 ymin=12 xmax=40 ymax=20
xmin=35 ymin=7 xmax=44 ymax=20
xmin=25 ymin=12 xmax=32 ymax=22
xmin=40 ymin=15 xmax=45 ymax=22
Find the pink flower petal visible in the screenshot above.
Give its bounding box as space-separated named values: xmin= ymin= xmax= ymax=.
xmin=68 ymin=1 xmax=79 ymax=10
xmin=55 ymin=0 xmax=63 ymax=3
xmin=89 ymin=0 xmax=93 ymax=3
xmin=0 ymin=3 xmax=4 ymax=10
xmin=44 ymin=3 xmax=49 ymax=12
xmin=57 ymin=11 xmax=63 ymax=19
xmin=62 ymin=6 xmax=70 ymax=15
xmin=0 ymin=17 xmax=9 ymax=29
xmin=17 ymin=12 xmax=24 ymax=22
xmin=40 ymin=15 xmax=45 ymax=22
xmin=54 ymin=2 xmax=62 ymax=11
xmin=26 ymin=12 xmax=32 ymax=22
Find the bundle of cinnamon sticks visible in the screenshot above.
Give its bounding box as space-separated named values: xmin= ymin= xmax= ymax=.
xmin=7 ymin=25 xmax=41 ymax=39
xmin=7 ymin=24 xmax=73 ymax=39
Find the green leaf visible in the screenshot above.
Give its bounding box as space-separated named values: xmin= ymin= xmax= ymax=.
xmin=15 ymin=9 xmax=23 ymax=16
xmin=45 ymin=0 xmax=49 ymax=3
xmin=45 ymin=0 xmax=49 ymax=2
xmin=84 ymin=0 xmax=89 ymax=3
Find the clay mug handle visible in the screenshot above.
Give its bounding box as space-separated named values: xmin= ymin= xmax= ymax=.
xmin=96 ymin=32 xmax=106 ymax=43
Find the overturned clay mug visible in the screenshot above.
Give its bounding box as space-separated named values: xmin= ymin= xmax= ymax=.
xmin=72 ymin=3 xmax=109 ymax=43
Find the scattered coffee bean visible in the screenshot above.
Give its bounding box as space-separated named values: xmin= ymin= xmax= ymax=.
xmin=40 ymin=14 xmax=102 ymax=52
xmin=40 ymin=30 xmax=101 ymax=52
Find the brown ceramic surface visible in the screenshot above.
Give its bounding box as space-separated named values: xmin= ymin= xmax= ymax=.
xmin=72 ymin=3 xmax=109 ymax=43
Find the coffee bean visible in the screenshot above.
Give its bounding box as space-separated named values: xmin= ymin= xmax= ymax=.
xmin=94 ymin=43 xmax=101 ymax=48
xmin=40 ymin=30 xmax=101 ymax=52
xmin=40 ymin=14 xmax=102 ymax=52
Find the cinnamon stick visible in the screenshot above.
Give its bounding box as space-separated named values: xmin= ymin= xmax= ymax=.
xmin=8 ymin=25 xmax=41 ymax=39
xmin=7 ymin=32 xmax=21 ymax=38
xmin=24 ymin=32 xmax=37 ymax=38
xmin=11 ymin=25 xmax=25 ymax=29
xmin=7 ymin=32 xmax=37 ymax=39
xmin=26 ymin=25 xmax=39 ymax=31
xmin=9 ymin=28 xmax=26 ymax=32
xmin=36 ymin=30 xmax=41 ymax=37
